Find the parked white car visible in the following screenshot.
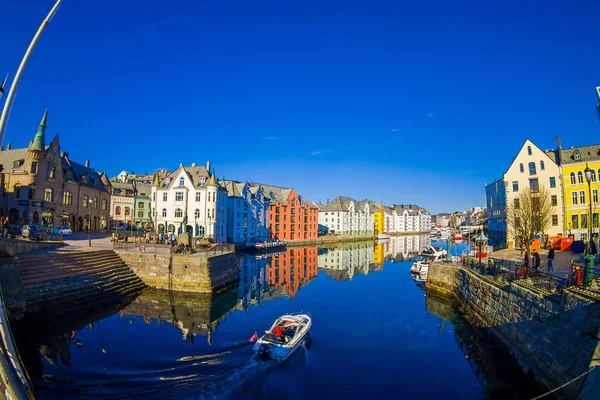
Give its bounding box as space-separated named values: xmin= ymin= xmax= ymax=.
xmin=52 ymin=226 xmax=72 ymax=236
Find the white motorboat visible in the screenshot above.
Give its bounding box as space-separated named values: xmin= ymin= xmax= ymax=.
xmin=253 ymin=313 xmax=312 ymax=361
xmin=409 ymin=246 xmax=447 ymax=274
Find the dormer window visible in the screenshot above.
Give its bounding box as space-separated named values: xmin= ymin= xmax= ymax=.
xmin=179 ymin=177 xmax=185 ymax=186
xmin=574 ymin=151 xmax=581 ymax=161
xmin=199 ymin=177 xmax=205 ymax=186
xmin=12 ymin=160 xmax=19 ymax=169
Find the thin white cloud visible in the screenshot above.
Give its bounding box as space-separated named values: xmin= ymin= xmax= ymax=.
xmin=427 ymin=112 xmax=436 ymax=119
xmin=266 ymin=136 xmax=277 ymax=140
xmin=310 ymin=149 xmax=330 ymax=156
xmin=390 ymin=128 xmax=400 ymax=132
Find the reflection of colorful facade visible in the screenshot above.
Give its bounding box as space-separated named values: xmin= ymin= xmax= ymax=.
xmin=318 ymin=242 xmax=376 ymax=281
xmin=384 ymin=235 xmax=431 ymax=262
xmin=237 ymin=254 xmax=269 ymax=310
xmin=373 ymin=243 xmax=384 ymax=265
xmin=267 ymin=247 xmax=318 ymax=297
xmin=374 ymin=210 xmax=384 ymax=235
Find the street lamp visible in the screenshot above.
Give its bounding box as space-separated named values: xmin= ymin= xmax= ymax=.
xmin=585 ymin=163 xmax=593 ymax=250
xmin=476 ymin=229 xmax=488 ymax=268
xmin=88 ymin=198 xmax=93 ymax=247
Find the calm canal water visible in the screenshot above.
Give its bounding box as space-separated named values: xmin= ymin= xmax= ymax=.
xmin=15 ymin=236 xmax=539 ymax=399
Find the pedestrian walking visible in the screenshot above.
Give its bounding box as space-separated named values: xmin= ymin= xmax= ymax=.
xmin=532 ymin=250 xmax=541 ymax=274
xmin=547 ymin=248 xmax=555 ymax=273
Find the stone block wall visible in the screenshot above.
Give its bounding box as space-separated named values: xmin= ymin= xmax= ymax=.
xmin=0 ymin=239 xmax=62 ymax=256
xmin=426 ymin=262 xmax=460 ymax=297
xmin=116 ymin=251 xmax=238 ymax=293
xmin=0 ymin=258 xmax=25 ymax=320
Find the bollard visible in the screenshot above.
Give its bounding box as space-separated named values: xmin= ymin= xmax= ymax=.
xmin=584 ymin=255 xmax=595 ymax=287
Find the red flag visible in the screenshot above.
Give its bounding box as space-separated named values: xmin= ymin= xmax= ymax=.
xmin=249 ymin=332 xmax=258 ymax=342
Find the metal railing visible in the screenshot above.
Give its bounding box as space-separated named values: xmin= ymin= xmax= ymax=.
xmin=113 ymin=241 xmax=235 ymax=256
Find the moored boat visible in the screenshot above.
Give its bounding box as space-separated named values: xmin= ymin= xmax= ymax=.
xmin=253 ymin=313 xmax=312 ymax=362
xmin=377 ymin=233 xmax=391 ymax=240
xmin=409 ymin=246 xmax=447 ymax=274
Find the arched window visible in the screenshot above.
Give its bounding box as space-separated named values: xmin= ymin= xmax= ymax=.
xmin=174 ymin=208 xmax=183 ymax=218
xmin=83 ymin=195 xmax=89 ymax=207
xmin=574 ymin=151 xmax=581 ymax=161
xmin=540 ymin=161 xmax=545 ymax=171
xmin=115 ymin=206 xmax=121 ymax=215
xmin=194 ymin=209 xmax=200 ymax=218
xmin=168 ymin=224 xmax=175 ymax=233
xmin=578 ymin=171 xmax=584 ymax=184
xmin=44 ymin=188 xmax=53 ymax=202
xmin=527 ymin=146 xmax=532 ymax=155
xmin=124 ymin=207 xmax=130 ymax=216
xmin=102 ymin=199 xmax=107 ymax=210
xmin=570 ymin=172 xmax=576 ymax=185
xmin=519 ymin=163 xmax=524 ymax=173
xmin=93 ymin=197 xmax=98 ymax=209
xmin=162 ymin=208 xmax=167 ymax=217
xmin=528 ymin=162 xmax=536 ymax=175
xmin=180 ymin=177 xmax=185 ymax=186
xmin=13 ymin=184 xmax=21 ymax=199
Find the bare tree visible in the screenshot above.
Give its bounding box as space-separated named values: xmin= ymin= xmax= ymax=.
xmin=506 ymin=186 xmax=553 ymax=276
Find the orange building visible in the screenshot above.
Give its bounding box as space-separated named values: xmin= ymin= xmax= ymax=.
xmin=267 ymin=247 xmax=318 ymax=298
xmin=261 ymin=184 xmax=318 ymax=241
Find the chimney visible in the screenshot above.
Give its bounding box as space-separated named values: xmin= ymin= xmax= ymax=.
xmin=556 ymin=136 xmax=562 ymax=149
xmin=206 ymin=160 xmax=211 ymax=172
xmin=191 ymin=162 xmax=196 ymax=167
xmin=6 ymin=143 xmax=10 ymax=150
xmin=63 ymin=151 xmax=69 ymax=160
xmin=85 ymin=160 xmax=89 ymax=168
xmin=179 ymin=162 xmax=183 ymax=168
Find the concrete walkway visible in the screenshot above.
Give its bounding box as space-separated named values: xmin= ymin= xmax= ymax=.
xmin=490 ymin=248 xmax=586 ymax=278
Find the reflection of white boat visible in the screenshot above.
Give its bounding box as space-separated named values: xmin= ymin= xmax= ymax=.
xmin=409 ymin=246 xmax=447 ymax=274
xmin=377 ymin=233 xmax=391 ymax=240
xmin=411 ymin=271 xmax=427 ymax=284
xmin=254 ymin=314 xmax=312 ymax=362
xmin=439 ymin=227 xmax=451 ymax=238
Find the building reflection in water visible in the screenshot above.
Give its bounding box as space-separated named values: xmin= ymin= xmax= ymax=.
xmin=265 ymin=247 xmax=319 ymax=299
xmin=318 ymin=242 xmax=376 ymax=281
xmin=237 ymin=254 xmax=269 ymax=311
xmin=383 ymin=235 xmax=431 ymax=262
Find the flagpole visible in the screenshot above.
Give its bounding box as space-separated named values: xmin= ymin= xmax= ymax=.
xmin=0 ymin=0 xmax=63 ymax=147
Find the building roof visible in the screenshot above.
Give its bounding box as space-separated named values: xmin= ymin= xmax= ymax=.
xmin=319 ymin=196 xmax=355 ymax=212
xmin=558 ymin=144 xmax=600 ymax=164
xmin=61 ymin=157 xmax=108 ymax=192
xmin=221 ymin=180 xmax=247 ymax=198
xmin=135 ymin=183 xmax=152 ymax=197
xmin=260 ymin=184 xmax=293 ymax=204
xmin=0 ymin=149 xmax=29 ymax=173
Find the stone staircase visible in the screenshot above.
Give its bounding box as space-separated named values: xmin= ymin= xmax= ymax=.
xmin=17 ymin=250 xmax=146 ymax=323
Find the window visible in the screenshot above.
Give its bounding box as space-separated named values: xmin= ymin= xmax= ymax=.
xmin=580 ymin=191 xmax=586 ymax=204
xmin=540 ymin=161 xmax=545 ymax=171
xmin=48 ymin=165 xmax=55 ymax=179
xmin=162 ymin=192 xmax=167 ymax=201
xmin=578 ymin=171 xmax=584 ymax=184
xmin=592 ymin=170 xmax=597 ymax=183
xmin=196 ymin=192 xmax=201 ymax=202
xmin=594 ymin=213 xmax=599 ymax=229
xmin=116 ymin=206 xmax=121 ymax=215
xmin=551 ymin=195 xmax=557 ymax=206
xmin=594 ymin=190 xmax=598 ymax=203
xmin=519 ymin=163 xmax=524 ymax=173
xmin=28 ymin=185 xmax=35 ymax=200
xmin=276 ymin=215 xmax=280 ymax=222
xmin=291 ymin=208 xmax=295 ymax=214
xmin=162 ymin=208 xmax=167 ymax=217
xmin=199 ymin=177 xmax=205 ymax=186
xmin=12 ymin=160 xmax=19 ymax=169
xmin=174 ymin=208 xmax=183 ymax=218
xmin=176 ymin=192 xmax=184 ymax=201
xmin=179 ymin=177 xmax=185 ymax=186
xmin=529 ymin=178 xmax=539 ymax=193
xmin=574 ymin=150 xmax=581 ymax=161
xmin=527 ymin=146 xmax=532 ymax=155
xmin=291 ymin=199 xmax=296 ymax=206
xmin=124 ymin=207 xmax=130 ymax=216
xmin=30 ymin=162 xmax=38 ymax=174
xmin=582 ymin=213 xmax=588 ymax=229
xmin=63 ymin=191 xmax=72 ymax=205
xmin=194 ymin=209 xmax=200 ymax=218
xmin=512 ymin=181 xmax=519 ymax=192
xmin=570 ymin=172 xmax=576 ymax=185
xmin=44 ymin=188 xmax=53 ymax=202
xmin=13 ymin=184 xmax=20 ymax=199
xmin=572 ymin=214 xmax=579 ymax=229
xmin=275 ymin=224 xmax=280 ymax=231
xmin=572 ymin=192 xmax=579 ymax=205
xmin=138 ymin=211 xmax=144 ymax=218
xmin=138 ymin=202 xmax=144 ymax=208
xmin=83 ymin=195 xmax=89 ymax=207
xmin=528 ymin=162 xmax=537 ymax=176
xmin=93 ymin=197 xmax=98 ymax=209
xmin=513 ymin=198 xmax=520 ymax=209
xmin=276 ymin=207 xmax=280 ymax=213
xmin=102 ymin=199 xmax=107 ymax=210
xmin=552 ymin=215 xmax=558 ymax=226
xmin=153 ymin=192 xmax=156 ymax=201
xmin=549 ymin=177 xmax=556 ymax=188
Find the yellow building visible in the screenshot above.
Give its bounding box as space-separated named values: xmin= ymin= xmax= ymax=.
xmin=554 ymin=145 xmax=600 ymax=241
xmin=374 ymin=210 xmax=384 ymax=235
xmin=373 ymin=242 xmax=385 ymax=265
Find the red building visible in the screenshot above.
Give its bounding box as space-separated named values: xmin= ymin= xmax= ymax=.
xmin=261 ymin=184 xmax=318 ymax=241
xmin=267 ymin=247 xmax=318 ymax=298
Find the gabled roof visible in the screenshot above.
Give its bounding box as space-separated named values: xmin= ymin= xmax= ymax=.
xmin=135 ymin=183 xmax=152 ymax=197
xmin=319 ymin=196 xmax=355 ymax=212
xmin=559 ymin=144 xmax=600 ymax=165
xmin=221 ymin=180 xmax=247 ymax=198
xmin=260 ymin=184 xmax=293 ymax=204
xmin=157 ymin=164 xmax=211 ymax=190
xmin=61 ymin=158 xmax=108 ymax=192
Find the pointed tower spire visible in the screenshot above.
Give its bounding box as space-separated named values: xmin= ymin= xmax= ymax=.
xmin=29 ymin=108 xmax=47 ymax=151
xmin=152 ymin=172 xmax=161 ymax=187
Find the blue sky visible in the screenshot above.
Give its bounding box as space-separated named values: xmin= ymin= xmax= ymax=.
xmin=1 ymin=0 xmax=599 ymax=214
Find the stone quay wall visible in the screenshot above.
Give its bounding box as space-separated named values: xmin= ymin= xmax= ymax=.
xmin=427 ymin=262 xmax=600 ymax=396
xmin=0 ymin=239 xmax=62 ymax=256
xmin=0 ymin=258 xmax=25 ymax=320
xmin=116 ymin=250 xmax=238 ymax=293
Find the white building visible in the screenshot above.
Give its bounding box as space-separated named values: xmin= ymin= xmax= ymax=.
xmin=317 ymin=242 xmax=375 ymax=281
xmin=151 ymin=161 xmax=228 ymax=242
xmin=318 ymin=196 xmax=374 ymax=236
xmin=221 ymin=180 xmax=269 ymax=245
xmin=390 ymin=205 xmax=431 ymax=233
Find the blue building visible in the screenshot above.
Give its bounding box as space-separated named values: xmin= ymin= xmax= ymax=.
xmin=486 ymin=179 xmax=507 ymax=249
